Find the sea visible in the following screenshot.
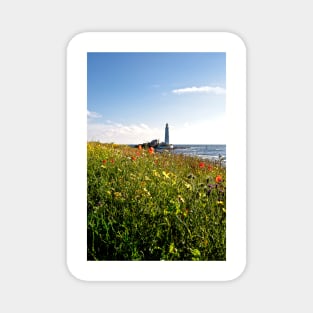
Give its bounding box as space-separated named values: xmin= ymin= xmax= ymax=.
xmin=129 ymin=144 xmax=226 ymax=163
xmin=171 ymin=144 xmax=226 ymax=162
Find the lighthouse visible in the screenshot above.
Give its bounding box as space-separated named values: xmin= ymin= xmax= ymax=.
xmin=165 ymin=123 xmax=169 ymax=144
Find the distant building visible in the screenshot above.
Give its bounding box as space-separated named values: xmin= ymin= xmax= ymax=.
xmin=165 ymin=123 xmax=169 ymax=144
xmin=141 ymin=123 xmax=173 ymax=150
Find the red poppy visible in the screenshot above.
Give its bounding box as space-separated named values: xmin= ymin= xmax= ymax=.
xmin=110 ymin=159 xmax=115 ymax=163
xmin=199 ymin=162 xmax=205 ymax=168
xmin=215 ymin=175 xmax=222 ymax=183
xmin=102 ymin=160 xmax=107 ymax=164
xmin=208 ymin=165 xmax=213 ymax=171
xmin=138 ymin=145 xmax=142 ymax=150
xmin=148 ymin=147 xmax=154 ymax=154
xmin=131 ymin=156 xmax=136 ymax=161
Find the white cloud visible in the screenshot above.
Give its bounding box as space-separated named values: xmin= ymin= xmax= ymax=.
xmin=140 ymin=123 xmax=149 ymax=129
xmin=88 ymin=119 xmax=226 ymax=145
xmin=172 ymin=86 xmax=226 ymax=95
xmin=87 ymin=110 xmax=102 ymax=119
xmin=88 ymin=121 xmax=162 ymax=144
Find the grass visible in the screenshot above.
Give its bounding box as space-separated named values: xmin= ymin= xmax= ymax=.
xmin=87 ymin=142 xmax=226 ymax=261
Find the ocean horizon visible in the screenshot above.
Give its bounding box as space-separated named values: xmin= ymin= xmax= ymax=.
xmin=171 ymin=144 xmax=226 ymax=161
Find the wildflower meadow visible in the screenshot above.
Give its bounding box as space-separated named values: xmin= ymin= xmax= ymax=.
xmin=87 ymin=142 xmax=226 ymax=261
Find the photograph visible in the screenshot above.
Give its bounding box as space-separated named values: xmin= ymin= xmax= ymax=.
xmin=87 ymin=52 xmax=227 ymax=261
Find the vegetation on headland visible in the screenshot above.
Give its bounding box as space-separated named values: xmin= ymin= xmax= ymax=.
xmin=87 ymin=142 xmax=226 ymax=261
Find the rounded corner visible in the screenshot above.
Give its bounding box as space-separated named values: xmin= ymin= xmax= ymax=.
xmin=223 ymin=31 xmax=247 ymax=51
xmin=227 ymin=260 xmax=247 ymax=282
xmin=66 ymin=260 xmax=88 ymax=282
xmin=66 ymin=32 xmax=89 ymax=51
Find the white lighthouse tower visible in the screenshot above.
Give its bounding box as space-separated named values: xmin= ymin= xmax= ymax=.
xmin=165 ymin=123 xmax=169 ymax=144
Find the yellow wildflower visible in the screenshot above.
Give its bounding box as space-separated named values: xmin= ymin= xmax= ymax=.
xmin=184 ymin=182 xmax=192 ymax=190
xmin=143 ymin=188 xmax=151 ymax=197
xmin=152 ymin=170 xmax=160 ymax=177
xmin=114 ymin=192 xmax=122 ymax=198
xmin=162 ymin=171 xmax=170 ymax=179
xmin=178 ymin=195 xmax=185 ymax=203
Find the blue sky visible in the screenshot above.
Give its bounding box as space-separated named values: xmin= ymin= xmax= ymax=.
xmin=87 ymin=52 xmax=226 ymax=144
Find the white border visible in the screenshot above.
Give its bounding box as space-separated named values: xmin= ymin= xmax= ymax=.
xmin=66 ymin=32 xmax=246 ymax=281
